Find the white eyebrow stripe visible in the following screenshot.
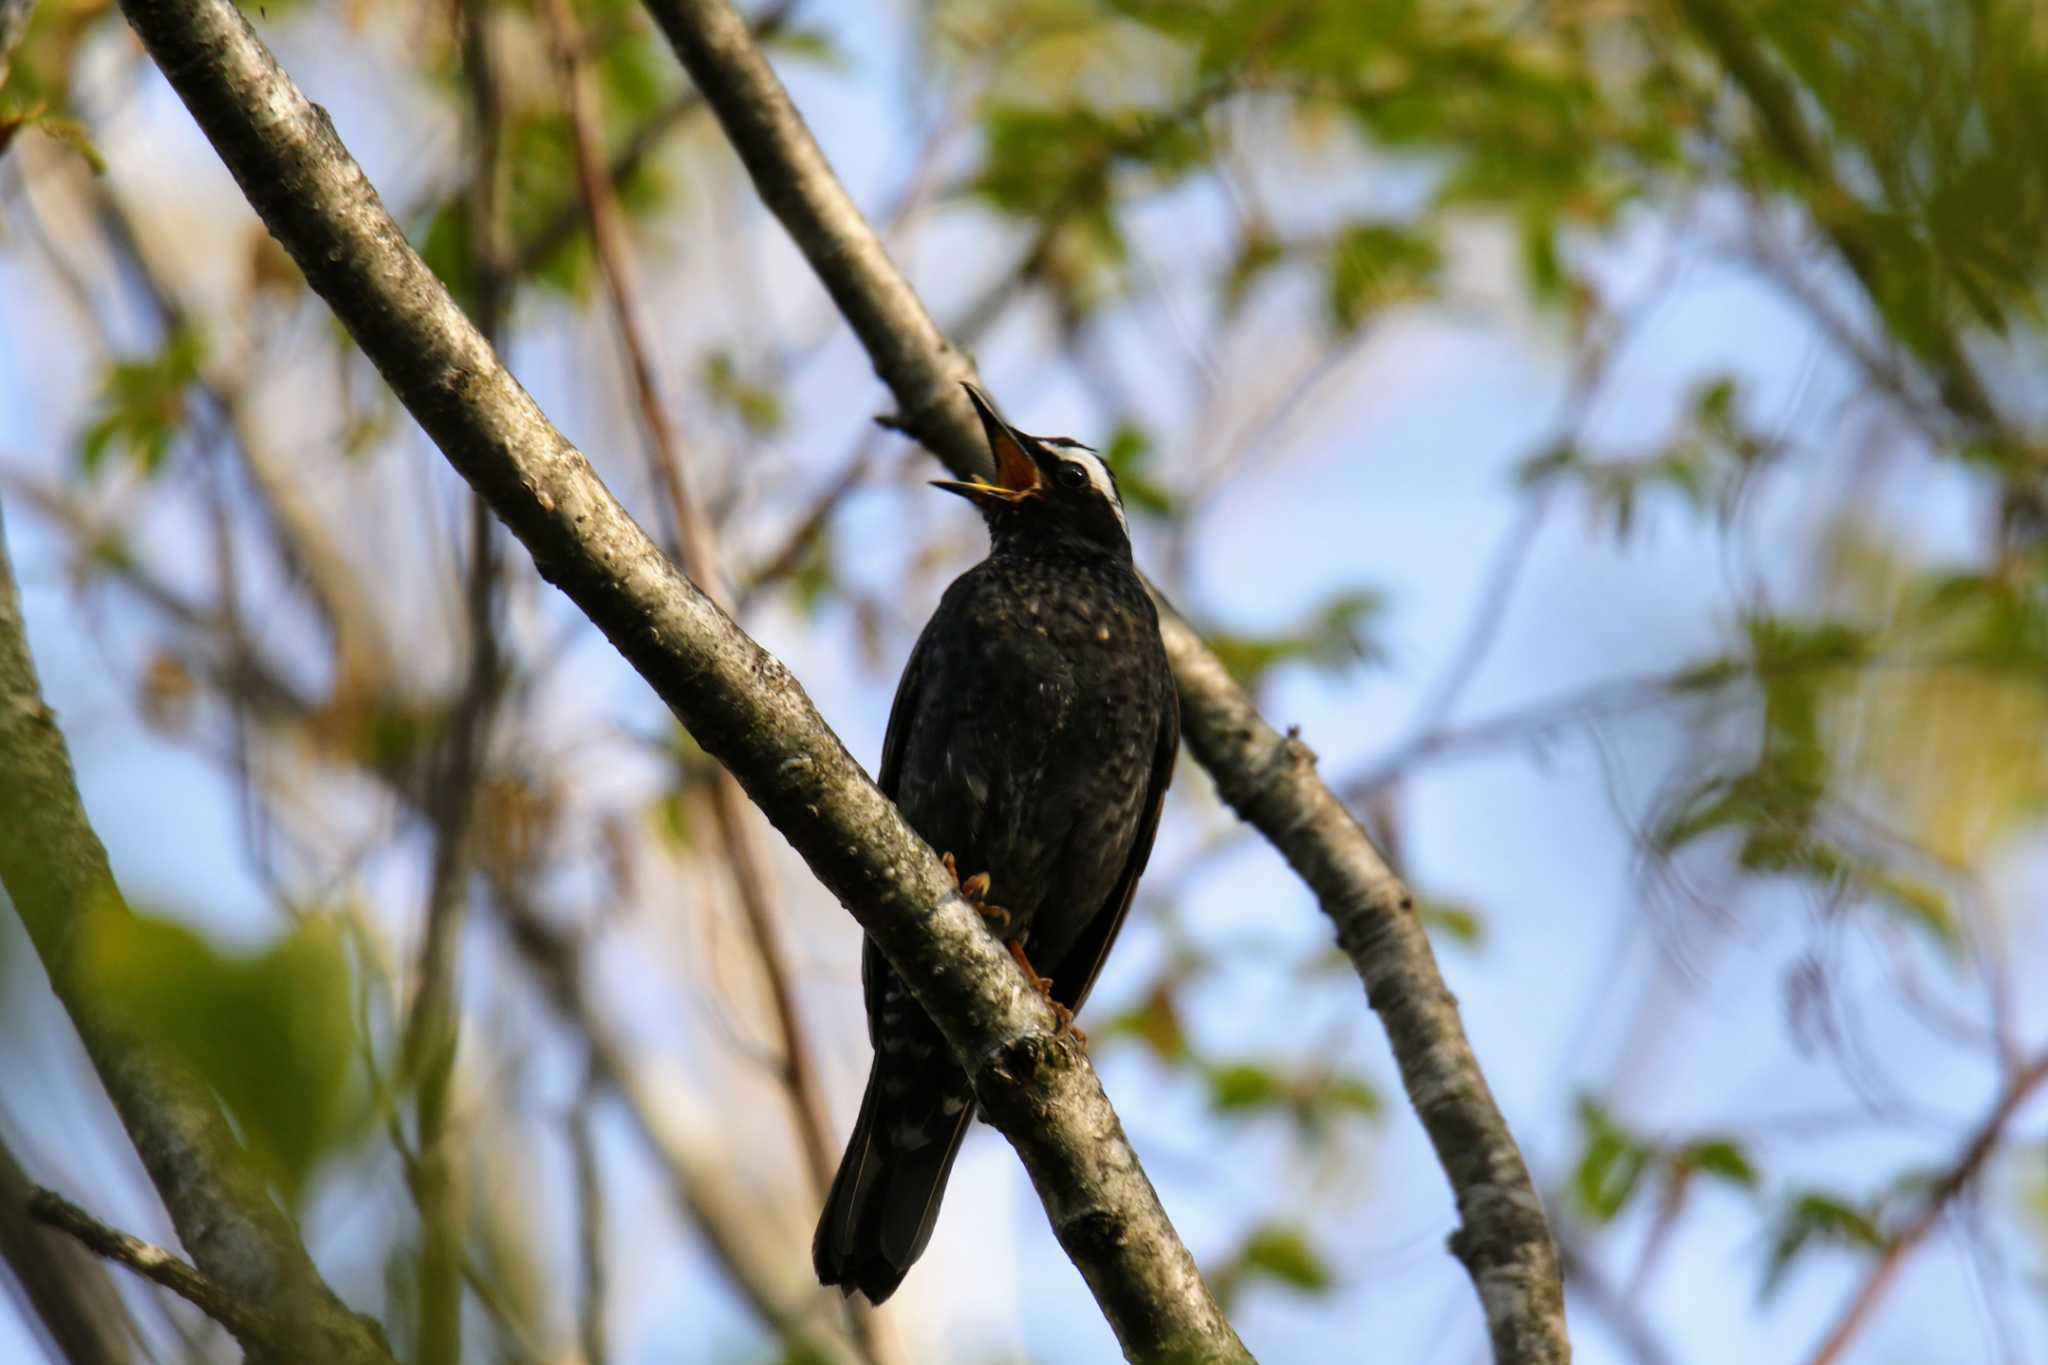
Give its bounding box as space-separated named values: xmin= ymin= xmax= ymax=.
xmin=1064 ymin=450 xmax=1128 ymax=535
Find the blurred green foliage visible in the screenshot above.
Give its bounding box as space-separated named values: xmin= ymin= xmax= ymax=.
xmin=1571 ymin=1097 xmax=1758 ymax=1225
xmin=1762 ymin=1190 xmax=1883 ymax=1300
xmin=77 ymin=908 xmax=371 ymax=1205
xmin=1210 ymin=1221 xmax=1335 ymax=1307
xmin=1522 ymin=376 xmax=1775 ymax=538
xmin=1202 ymin=588 xmax=1385 ymax=691
xmin=76 ymin=327 xmax=205 ymax=479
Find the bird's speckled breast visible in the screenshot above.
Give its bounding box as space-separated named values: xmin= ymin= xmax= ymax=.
xmin=891 ymin=545 xmax=1170 ymax=969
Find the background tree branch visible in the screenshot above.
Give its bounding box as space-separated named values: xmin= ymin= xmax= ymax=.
xmin=109 ymin=0 xmax=1246 ymax=1356
xmin=26 ymin=1187 xmax=270 ymax=1346
xmin=0 ymin=503 xmax=396 ymax=1365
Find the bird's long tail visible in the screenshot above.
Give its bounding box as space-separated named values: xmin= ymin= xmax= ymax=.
xmin=812 ymin=1063 xmax=973 ymax=1304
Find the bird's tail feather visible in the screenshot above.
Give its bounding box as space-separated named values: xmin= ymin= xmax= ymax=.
xmin=812 ymin=1066 xmax=972 ymax=1304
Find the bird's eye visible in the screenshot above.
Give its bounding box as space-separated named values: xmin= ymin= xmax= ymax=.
xmin=1056 ymin=462 xmax=1089 ymax=489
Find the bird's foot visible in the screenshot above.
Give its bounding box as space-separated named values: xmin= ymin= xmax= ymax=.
xmin=942 ymin=853 xmax=1011 ymax=928
xmin=1008 ymin=940 xmax=1086 ymax=1045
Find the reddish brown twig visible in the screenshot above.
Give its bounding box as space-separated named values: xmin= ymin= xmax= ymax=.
xmin=542 ymin=0 xmax=837 ymax=1209
xmin=1805 ymin=1048 xmax=2048 ymax=1365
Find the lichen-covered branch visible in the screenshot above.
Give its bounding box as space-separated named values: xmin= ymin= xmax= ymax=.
xmin=109 ymin=0 xmax=1245 ymax=1356
xmin=0 ymin=505 xmax=396 ymax=1365
xmin=632 ymin=0 xmax=1566 ymax=1357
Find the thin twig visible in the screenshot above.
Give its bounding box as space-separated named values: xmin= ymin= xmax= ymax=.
xmin=1804 ymin=1049 xmax=2048 ymax=1365
xmin=570 ymin=1097 xmax=609 ymax=1365
xmin=494 ymin=886 xmax=861 ymax=1358
xmin=89 ymin=183 xmax=395 ymax=696
xmin=511 ymin=0 xmax=795 ymax=277
xmin=27 ymin=1188 xmax=271 ymax=1344
xmin=402 ymin=6 xmax=516 ymax=1359
xmin=544 ymin=0 xmax=837 ymax=1206
xmin=735 ymin=426 xmax=884 ymax=611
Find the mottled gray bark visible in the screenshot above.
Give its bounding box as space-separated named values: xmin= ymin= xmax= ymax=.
xmin=0 ymin=506 xmax=397 ymax=1365
xmin=110 ymin=0 xmax=1246 ymax=1357
xmin=635 ymin=0 xmax=1568 ymax=1358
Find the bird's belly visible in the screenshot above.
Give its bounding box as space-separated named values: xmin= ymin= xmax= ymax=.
xmin=900 ymin=689 xmax=1148 ymax=953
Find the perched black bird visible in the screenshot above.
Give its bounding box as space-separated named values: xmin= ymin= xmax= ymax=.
xmin=813 ymin=384 xmax=1179 ymax=1304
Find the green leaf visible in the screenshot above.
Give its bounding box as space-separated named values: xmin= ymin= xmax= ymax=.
xmin=1202 ymin=585 xmax=1387 ymax=689
xmin=1865 ymin=869 xmax=1958 ymax=948
xmin=787 ymin=528 xmax=838 ymax=618
xmin=1207 ymin=1062 xmax=1281 ymax=1112
xmin=1100 ymin=983 xmax=1188 ymax=1062
xmin=1324 ymin=222 xmax=1440 ymax=332
xmin=1683 ymin=1138 xmax=1758 ymax=1189
xmin=416 ymin=199 xmax=475 ymax=311
xmin=1318 ymin=1074 xmax=1381 ymax=1116
xmin=702 ymin=350 xmax=785 ymax=434
xmin=1099 ymin=423 xmax=1175 ymax=516
xmin=79 ymin=910 xmax=369 ymax=1204
xmin=1414 ymin=897 xmax=1484 ymax=945
xmin=1573 ymin=1097 xmax=1650 ymax=1222
xmin=649 ymin=789 xmax=694 ymax=852
xmin=1237 ymin=1224 xmax=1334 ymax=1293
xmin=764 ymin=26 xmax=845 ymax=68
xmin=1762 ymin=1191 xmax=1883 ymax=1299
xmin=1220 ymin=229 xmax=1287 ymax=317
xmin=75 ymin=327 xmax=207 ymax=478
xmin=1515 ymin=443 xmax=1580 ymax=486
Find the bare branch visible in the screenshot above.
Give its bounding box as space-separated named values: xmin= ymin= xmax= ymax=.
xmin=110 ymin=0 xmax=1243 ymax=1356
xmin=400 ymin=4 xmax=516 ymax=1360
xmin=541 ymin=0 xmax=839 ymax=1207
xmin=510 ymin=1 xmax=794 ymax=278
xmin=496 ymin=887 xmax=864 ymax=1359
xmin=633 ymin=0 xmax=1565 ymax=1356
xmin=89 ymin=185 xmax=397 ymax=697
xmin=1805 ymin=1048 xmax=2048 ymax=1365
xmin=27 ymin=1187 xmax=270 ymax=1345
xmin=569 ymin=1097 xmax=609 ymax=1365
xmin=0 ymin=503 xmax=395 ymax=1365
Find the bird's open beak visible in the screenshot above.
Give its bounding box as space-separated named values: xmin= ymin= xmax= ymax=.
xmin=931 ymin=383 xmax=1044 ymax=509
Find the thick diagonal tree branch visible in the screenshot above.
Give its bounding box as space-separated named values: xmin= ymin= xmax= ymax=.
xmin=634 ymin=1 xmax=1567 ymax=1358
xmin=111 ymin=0 xmax=1245 ymax=1357
xmin=0 ymin=506 xmax=397 ymax=1365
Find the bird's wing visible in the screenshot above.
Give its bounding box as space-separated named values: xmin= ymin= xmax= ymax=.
xmin=863 ymin=612 xmax=940 ymax=1047
xmin=876 ymin=610 xmax=939 ymax=800
xmin=1047 ymin=680 xmax=1179 ymax=1016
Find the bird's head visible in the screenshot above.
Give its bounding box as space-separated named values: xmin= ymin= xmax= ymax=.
xmin=933 ymin=383 xmax=1131 ymax=557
